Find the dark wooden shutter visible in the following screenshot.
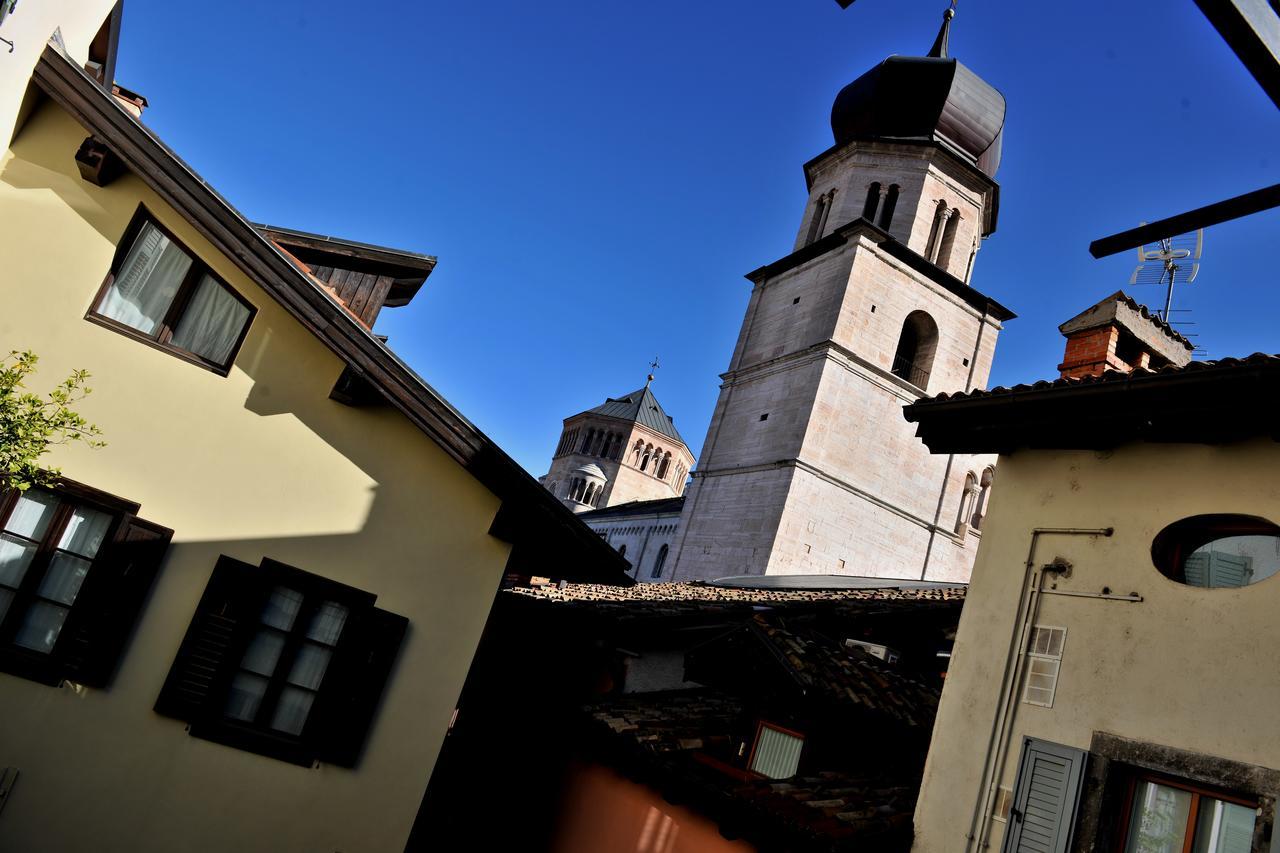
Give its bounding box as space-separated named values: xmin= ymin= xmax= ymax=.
xmin=153 ymin=555 xmax=268 ymax=721
xmin=313 ymin=606 xmax=408 ymax=768
xmin=60 ymin=515 xmax=173 ymax=688
xmin=1002 ymin=738 xmax=1088 ymax=853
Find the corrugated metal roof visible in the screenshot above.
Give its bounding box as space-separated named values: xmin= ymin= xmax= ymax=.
xmin=586 ymin=385 xmax=685 ymax=445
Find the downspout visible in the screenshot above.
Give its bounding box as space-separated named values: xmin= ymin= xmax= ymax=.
xmin=919 ymin=304 xmax=991 ymax=580
xmin=964 ymin=526 xmax=1114 ymax=853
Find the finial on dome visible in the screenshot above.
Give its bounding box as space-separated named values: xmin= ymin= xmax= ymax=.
xmin=928 ymin=1 xmax=956 ymax=58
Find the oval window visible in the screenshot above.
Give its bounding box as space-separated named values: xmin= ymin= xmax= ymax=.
xmin=1152 ymin=515 xmax=1280 ymax=588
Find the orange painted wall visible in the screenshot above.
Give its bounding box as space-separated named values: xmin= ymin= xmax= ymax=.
xmin=553 ymin=764 xmax=756 ymax=853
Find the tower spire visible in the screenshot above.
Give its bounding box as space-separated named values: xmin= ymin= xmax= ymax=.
xmin=645 ymin=356 xmax=660 ymax=389
xmin=928 ymin=1 xmax=956 ymax=58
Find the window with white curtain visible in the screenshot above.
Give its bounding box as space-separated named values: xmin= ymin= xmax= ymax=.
xmin=91 ymin=208 xmax=255 ymax=373
xmin=226 ymin=586 xmax=349 ymax=736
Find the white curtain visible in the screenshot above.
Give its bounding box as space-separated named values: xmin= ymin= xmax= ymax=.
xmin=99 ymin=223 xmax=192 ymax=334
xmin=169 ymin=274 xmax=251 ymax=365
xmin=57 ymin=506 xmax=111 ymax=559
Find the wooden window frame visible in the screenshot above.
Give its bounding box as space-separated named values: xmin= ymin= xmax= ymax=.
xmin=0 ymin=480 xmax=137 ymax=685
xmin=190 ymin=562 xmax=373 ymax=766
xmin=1114 ymin=771 xmax=1257 ymax=853
xmin=86 ymin=205 xmax=256 ymax=377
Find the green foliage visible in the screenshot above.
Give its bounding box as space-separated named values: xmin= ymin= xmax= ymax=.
xmin=0 ymin=350 xmax=105 ymax=492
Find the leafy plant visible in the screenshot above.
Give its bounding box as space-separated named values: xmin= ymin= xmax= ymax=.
xmin=0 ymin=350 xmax=105 ymax=492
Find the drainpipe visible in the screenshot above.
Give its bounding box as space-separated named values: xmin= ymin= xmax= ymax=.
xmin=964 ymin=526 xmax=1114 ymax=853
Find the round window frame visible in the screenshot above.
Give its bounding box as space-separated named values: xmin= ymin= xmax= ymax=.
xmin=1150 ymin=514 xmax=1280 ymax=588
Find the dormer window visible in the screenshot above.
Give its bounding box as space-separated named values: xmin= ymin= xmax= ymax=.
xmin=748 ymin=721 xmax=804 ymax=779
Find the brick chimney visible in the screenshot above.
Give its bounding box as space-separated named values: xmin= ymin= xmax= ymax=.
xmin=1058 ymin=291 xmax=1193 ymax=379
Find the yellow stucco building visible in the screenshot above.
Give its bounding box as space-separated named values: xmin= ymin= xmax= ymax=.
xmin=904 ymin=326 xmax=1280 ymax=852
xmin=0 ymin=4 xmax=627 ymax=851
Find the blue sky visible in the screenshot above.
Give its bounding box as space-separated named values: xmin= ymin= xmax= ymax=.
xmin=117 ymin=1 xmax=1280 ymax=475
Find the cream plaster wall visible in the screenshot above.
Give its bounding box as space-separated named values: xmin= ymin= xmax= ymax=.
xmin=913 ymin=439 xmax=1280 ymax=852
xmin=0 ymin=100 xmax=511 ymax=852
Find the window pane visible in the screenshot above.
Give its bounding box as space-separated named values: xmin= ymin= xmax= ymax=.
xmin=240 ymin=630 xmax=286 ymax=676
xmin=1184 ymin=536 xmax=1280 ymax=587
xmin=1125 ymin=781 xmax=1193 ymax=853
xmin=57 ymin=506 xmax=112 ymax=558
xmin=98 ymin=222 xmax=193 ymax=335
xmin=13 ymin=601 xmax=69 ymax=653
xmin=287 ymin=643 xmax=331 ymax=690
xmin=0 ymin=588 xmax=13 ymax=624
xmin=3 ymin=490 xmax=59 ymax=539
xmin=269 ymin=686 xmax=315 ymax=736
xmin=37 ymin=553 xmax=92 ymax=605
xmin=306 ymin=601 xmax=348 ymax=645
xmin=0 ymin=534 xmax=38 ymax=588
xmin=261 ymin=586 xmax=302 ymax=631
xmin=1192 ymin=799 xmax=1256 ymax=853
xmin=169 ymin=274 xmax=250 ymax=365
xmin=225 ymin=672 xmax=269 ymax=722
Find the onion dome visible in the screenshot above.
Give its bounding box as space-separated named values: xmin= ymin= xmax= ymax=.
xmin=829 ymin=7 xmax=1006 ymax=178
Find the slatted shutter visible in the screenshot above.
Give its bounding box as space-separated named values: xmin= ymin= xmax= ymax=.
xmin=153 ymin=556 xmax=269 ymax=720
xmin=60 ymin=515 xmax=173 ymax=687
xmin=313 ymin=606 xmax=408 ymax=768
xmin=1001 ymin=738 xmax=1087 ymax=853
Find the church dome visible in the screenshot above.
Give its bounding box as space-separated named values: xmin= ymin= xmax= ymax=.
xmin=572 ymin=463 xmax=607 ymax=482
xmin=829 ymin=10 xmax=1005 ymax=178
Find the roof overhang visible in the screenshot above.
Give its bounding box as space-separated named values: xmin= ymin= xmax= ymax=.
xmin=903 ymin=354 xmax=1280 ymax=454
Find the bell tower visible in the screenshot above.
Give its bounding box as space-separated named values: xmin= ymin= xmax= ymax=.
xmin=669 ymin=9 xmax=1015 ymax=582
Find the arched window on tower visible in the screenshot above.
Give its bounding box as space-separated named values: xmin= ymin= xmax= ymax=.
xmin=973 ymin=467 xmax=995 ymax=529
xmin=879 ymin=184 xmax=899 ymax=230
xmin=956 ymin=472 xmax=978 ymax=534
xmin=862 ymin=182 xmax=882 ymax=221
xmin=937 ymin=208 xmax=961 ymax=272
xmin=804 ymin=189 xmax=836 ymax=246
xmin=632 ymin=440 xmax=644 ymax=466
xmin=640 ymin=444 xmax=653 ymax=472
xmin=583 ymin=482 xmax=596 ymax=505
xmin=925 ymin=200 xmax=949 ymax=262
xmin=651 ymin=544 xmax=669 ymax=579
xmin=580 ymin=429 xmax=595 ymax=454
xmin=891 ymin=311 xmax=939 ymax=391
xmin=656 ymin=452 xmax=671 ymax=480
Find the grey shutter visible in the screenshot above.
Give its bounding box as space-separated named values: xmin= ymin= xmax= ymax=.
xmin=1001 ymin=738 xmax=1087 ymax=853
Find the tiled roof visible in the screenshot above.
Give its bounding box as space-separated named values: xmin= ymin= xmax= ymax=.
xmin=507 ymin=580 xmax=966 ymax=606
xmin=586 ymin=690 xmax=918 ymax=851
xmin=919 ymin=352 xmax=1280 ymax=406
xmin=751 ymin=617 xmax=939 ymax=727
xmin=586 ymin=385 xmax=685 ymax=445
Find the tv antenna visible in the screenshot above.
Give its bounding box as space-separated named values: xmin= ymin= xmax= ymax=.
xmin=1128 ymin=227 xmax=1203 ymax=323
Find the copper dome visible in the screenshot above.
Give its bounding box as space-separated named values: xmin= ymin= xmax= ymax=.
xmin=829 ymin=24 xmax=1006 ymax=179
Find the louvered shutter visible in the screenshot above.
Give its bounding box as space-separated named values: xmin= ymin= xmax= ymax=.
xmin=153 ymin=556 xmax=269 ymax=721
xmin=1001 ymin=738 xmax=1087 ymax=853
xmin=60 ymin=515 xmax=173 ymax=688
xmin=312 ymin=606 xmax=408 ymax=768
